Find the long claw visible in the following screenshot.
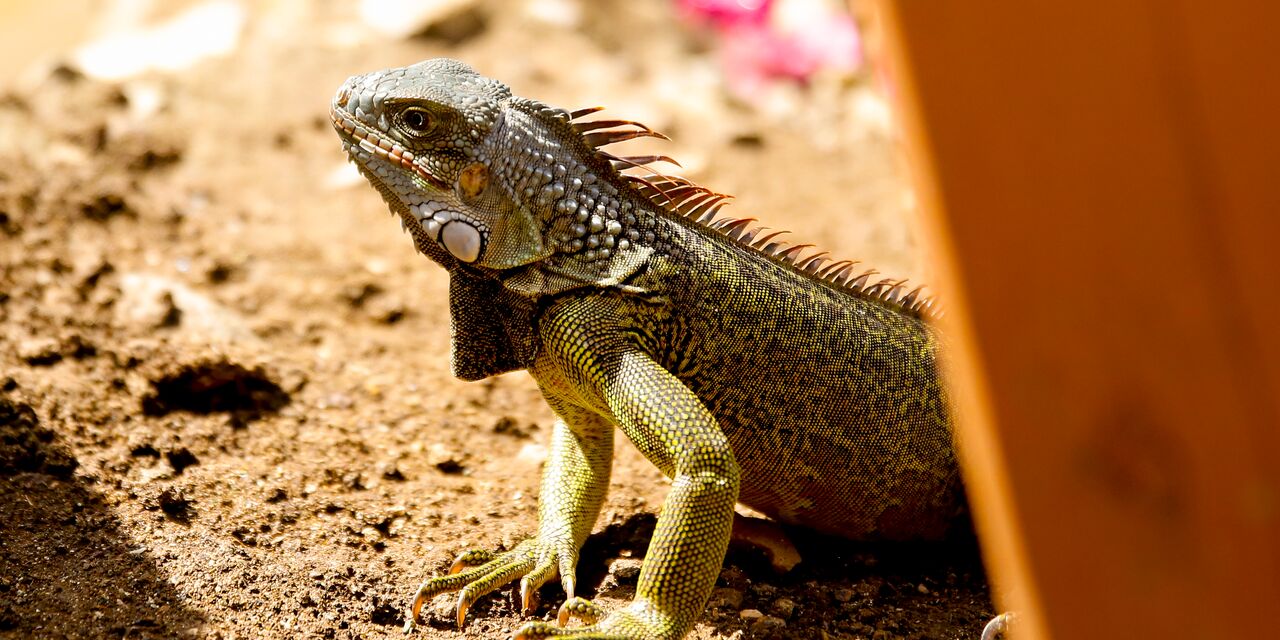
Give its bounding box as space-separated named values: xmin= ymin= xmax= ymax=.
xmin=518 ymin=558 xmax=558 ymax=614
xmin=520 ymin=577 xmax=539 ymax=613
xmin=456 ymin=591 xmax=471 ymax=629
xmin=405 ymin=584 xmax=431 ymax=632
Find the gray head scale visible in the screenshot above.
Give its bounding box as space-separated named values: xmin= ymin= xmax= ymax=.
xmin=331 ymin=58 xmax=558 ymax=271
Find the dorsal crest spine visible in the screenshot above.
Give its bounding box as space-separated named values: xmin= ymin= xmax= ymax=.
xmin=566 ymin=108 xmax=941 ymax=320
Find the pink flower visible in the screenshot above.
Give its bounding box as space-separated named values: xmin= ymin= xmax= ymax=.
xmin=676 ymin=0 xmax=772 ymax=28
xmin=678 ymin=0 xmax=863 ymax=98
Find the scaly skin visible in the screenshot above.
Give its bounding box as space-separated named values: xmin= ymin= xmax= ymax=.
xmin=330 ymin=59 xmax=966 ymax=640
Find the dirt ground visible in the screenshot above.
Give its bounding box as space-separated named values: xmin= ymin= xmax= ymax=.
xmin=0 ymin=1 xmax=992 ymax=638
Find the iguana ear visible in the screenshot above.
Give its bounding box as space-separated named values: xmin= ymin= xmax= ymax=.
xmin=447 ymin=268 xmax=537 ymax=381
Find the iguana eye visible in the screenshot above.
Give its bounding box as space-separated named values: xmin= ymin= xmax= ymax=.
xmin=401 ymin=108 xmax=434 ymax=134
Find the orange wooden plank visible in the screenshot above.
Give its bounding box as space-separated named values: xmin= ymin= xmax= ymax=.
xmin=869 ymin=2 xmax=1280 ymax=638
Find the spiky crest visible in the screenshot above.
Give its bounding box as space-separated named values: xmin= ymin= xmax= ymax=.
xmin=565 ymin=108 xmax=941 ymax=320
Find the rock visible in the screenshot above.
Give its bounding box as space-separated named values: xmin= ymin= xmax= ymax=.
xmin=770 ymin=596 xmax=795 ymax=619
xmin=833 ymin=588 xmax=854 ymax=603
xmin=749 ymin=583 xmax=778 ymax=600
xmin=708 ymin=587 xmax=744 ymax=610
xmin=608 ymin=557 xmax=643 ymax=584
xmin=749 ymin=615 xmax=786 ymax=636
xmin=739 ymin=608 xmax=765 ymax=621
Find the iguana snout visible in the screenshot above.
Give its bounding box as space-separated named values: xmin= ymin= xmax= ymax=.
xmin=331 ymin=59 xmax=548 ymax=268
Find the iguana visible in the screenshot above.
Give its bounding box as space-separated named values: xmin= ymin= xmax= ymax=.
xmin=330 ymin=58 xmax=966 ymax=640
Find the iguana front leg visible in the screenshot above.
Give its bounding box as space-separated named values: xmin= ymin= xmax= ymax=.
xmin=513 ymin=303 xmax=741 ymax=640
xmin=405 ymin=409 xmax=613 ymax=629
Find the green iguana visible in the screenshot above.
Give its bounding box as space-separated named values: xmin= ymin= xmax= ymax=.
xmin=330 ymin=58 xmax=966 ymax=640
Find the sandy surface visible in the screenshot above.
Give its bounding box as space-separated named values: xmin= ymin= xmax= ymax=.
xmin=0 ymin=1 xmax=991 ymax=638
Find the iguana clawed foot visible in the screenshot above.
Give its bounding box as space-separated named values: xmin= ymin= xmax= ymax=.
xmin=403 ymin=540 xmax=674 ymax=640
xmin=402 ymin=538 xmax=576 ymax=633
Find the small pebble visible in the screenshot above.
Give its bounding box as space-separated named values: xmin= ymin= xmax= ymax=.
xmin=608 ymin=557 xmax=642 ymax=584
xmin=708 ymin=587 xmax=743 ymax=610
xmin=749 ymin=615 xmax=786 ymax=636
xmin=770 ymin=597 xmax=795 ymax=619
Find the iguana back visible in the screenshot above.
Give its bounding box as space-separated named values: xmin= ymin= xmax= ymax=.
xmin=554 ymin=216 xmax=962 ymax=539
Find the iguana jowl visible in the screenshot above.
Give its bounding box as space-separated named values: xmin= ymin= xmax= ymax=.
xmin=331 ymin=58 xmax=965 ymax=640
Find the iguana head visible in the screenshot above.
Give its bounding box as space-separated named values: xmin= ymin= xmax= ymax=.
xmin=331 ymin=58 xmax=654 ymax=293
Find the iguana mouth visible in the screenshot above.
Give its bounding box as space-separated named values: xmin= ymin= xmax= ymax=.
xmin=329 ymin=103 xmax=450 ymax=193
xmin=331 ymin=100 xmax=484 ymax=263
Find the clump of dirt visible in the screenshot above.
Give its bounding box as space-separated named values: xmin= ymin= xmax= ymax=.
xmin=0 ymin=397 xmax=78 ymax=477
xmin=140 ymin=358 xmax=291 ymax=419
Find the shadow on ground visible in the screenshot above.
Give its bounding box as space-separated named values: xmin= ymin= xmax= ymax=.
xmin=0 ymin=396 xmax=206 ymax=638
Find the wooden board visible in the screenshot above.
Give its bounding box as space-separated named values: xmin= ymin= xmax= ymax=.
xmin=869 ymin=2 xmax=1280 ymax=638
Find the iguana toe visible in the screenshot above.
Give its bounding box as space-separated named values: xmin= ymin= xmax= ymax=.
xmin=514 ymin=621 xmax=626 ymax=639
xmin=520 ymin=557 xmax=560 ymax=613
xmin=405 ymin=541 xmax=538 ymax=630
xmin=454 ymin=554 xmax=536 ymax=627
xmin=557 ymin=596 xmax=604 ymax=626
xmin=449 ymin=548 xmax=498 ymax=574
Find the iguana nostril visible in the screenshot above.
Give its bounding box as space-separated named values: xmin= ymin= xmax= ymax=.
xmin=335 ymin=86 xmax=349 ymax=108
